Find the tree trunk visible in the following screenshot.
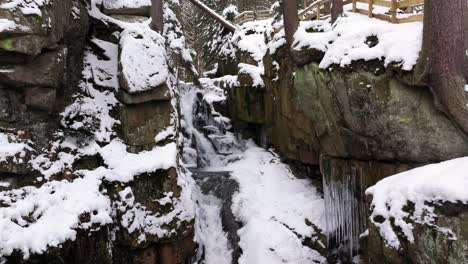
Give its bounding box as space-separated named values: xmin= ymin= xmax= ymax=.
xmin=150 ymin=0 xmax=164 ymax=33
xmin=331 ymin=0 xmax=343 ymax=23
xmin=283 ymin=0 xmax=299 ymax=47
xmin=417 ymin=0 xmax=468 ymax=135
xmin=188 ymin=0 xmax=236 ymax=32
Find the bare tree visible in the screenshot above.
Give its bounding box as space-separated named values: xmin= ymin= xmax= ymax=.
xmin=283 ymin=0 xmax=299 ymax=47
xmin=331 ymin=0 xmax=343 ymax=22
xmin=416 ymin=0 xmax=468 ymax=135
xmin=150 ymin=0 xmax=164 ymax=32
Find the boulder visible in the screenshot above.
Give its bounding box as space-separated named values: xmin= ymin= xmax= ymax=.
xmin=0 ymin=49 xmax=66 ymax=88
xmin=295 ymin=62 xmax=468 ymax=163
xmin=120 ymin=101 xmax=173 ymax=149
xmin=367 ymin=203 xmax=468 ymax=264
xmin=227 ymin=85 xmax=265 ymax=125
xmin=117 ymin=83 xmax=171 ymax=105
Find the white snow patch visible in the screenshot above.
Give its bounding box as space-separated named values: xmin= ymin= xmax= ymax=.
xmin=120 ymin=25 xmax=169 ymax=93
xmin=103 ymin=0 xmax=150 ymax=9
xmin=0 ymin=133 xmax=30 ymax=162
xmin=293 ymin=12 xmax=422 ymax=71
xmin=0 ymin=0 xmax=50 ymax=16
xmin=224 ymin=142 xmax=326 ymax=264
xmin=99 ymin=139 xmax=178 ymax=182
xmin=0 ymin=174 xmax=112 ymax=259
xmin=238 ymin=63 xmax=265 ymax=87
xmin=366 ymin=157 xmax=468 ymax=248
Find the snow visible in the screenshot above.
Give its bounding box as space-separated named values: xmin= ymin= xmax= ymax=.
xmin=0 ymin=0 xmax=49 ymax=16
xmin=201 ymin=75 xmax=239 ymax=89
xmin=120 ymin=25 xmax=169 ymax=93
xmin=87 ymin=38 xmax=119 ymax=89
xmin=103 ymin=0 xmax=150 ymax=9
xmin=238 ymin=63 xmax=265 ymax=87
xmin=223 ymin=142 xmax=326 ymax=264
xmin=293 ymin=12 xmax=423 ymax=71
xmin=235 ymin=20 xmax=272 ymax=63
xmin=0 ymin=174 xmax=112 ymax=259
xmin=366 ymin=157 xmax=468 ymax=249
xmin=99 ymin=139 xmax=178 ymax=182
xmin=0 ymin=134 xmax=30 ymax=162
xmin=180 ymin=81 xmax=326 ymax=264
xmin=0 ymin=19 xmax=28 ymax=33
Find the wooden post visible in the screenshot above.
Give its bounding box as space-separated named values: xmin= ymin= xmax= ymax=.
xmin=390 ymin=0 xmax=397 ymax=23
xmin=368 ymin=0 xmax=374 ymax=18
xmin=352 ymin=0 xmax=357 ymax=12
xmin=316 ymin=3 xmax=321 ymax=20
xmin=150 ymin=0 xmax=164 ymax=33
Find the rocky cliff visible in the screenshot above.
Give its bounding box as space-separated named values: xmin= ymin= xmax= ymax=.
xmin=220 ymin=15 xmax=468 ymax=263
xmin=0 ymin=1 xmax=195 ymax=263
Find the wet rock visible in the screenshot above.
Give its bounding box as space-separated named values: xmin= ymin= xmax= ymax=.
xmin=367 ymin=203 xmax=468 ymax=264
xmin=295 ymin=62 xmax=468 ymax=163
xmin=24 ymin=87 xmax=56 ymax=112
xmin=227 ymin=86 xmax=265 ymax=125
xmin=0 ymin=0 xmax=80 ymax=57
xmin=119 ymin=101 xmax=173 ymax=150
xmin=0 ymin=49 xmax=66 ymax=89
xmin=264 ymin=46 xmax=321 ymax=165
xmin=117 ymin=83 xmax=171 ymax=105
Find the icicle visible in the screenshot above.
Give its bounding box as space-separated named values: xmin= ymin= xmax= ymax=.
xmin=323 ymin=163 xmax=368 ymax=260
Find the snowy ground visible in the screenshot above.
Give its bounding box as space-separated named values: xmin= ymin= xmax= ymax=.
xmin=180 ymin=81 xmax=327 ymax=264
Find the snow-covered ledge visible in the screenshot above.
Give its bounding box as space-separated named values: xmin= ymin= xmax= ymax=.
xmin=366 ymin=157 xmax=468 ymax=262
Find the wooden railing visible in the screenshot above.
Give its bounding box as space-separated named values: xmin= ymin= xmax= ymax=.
xmin=234 ymin=9 xmax=274 ymax=24
xmin=299 ymin=0 xmax=352 ymax=21
xmin=351 ymin=0 xmax=424 ymax=23
xmin=237 ymin=0 xmax=424 ymax=32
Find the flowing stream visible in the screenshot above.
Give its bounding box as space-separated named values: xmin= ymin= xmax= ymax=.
xmin=179 ymin=81 xmax=359 ymax=264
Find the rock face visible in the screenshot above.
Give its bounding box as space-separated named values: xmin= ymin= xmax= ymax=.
xmin=0 ymin=0 xmax=89 ymax=172
xmin=227 ymin=47 xmax=321 ymax=165
xmin=367 ymin=203 xmax=468 ymax=264
xmin=224 ymin=32 xmax=468 ymax=261
xmin=0 ymin=1 xmax=195 ymax=263
xmin=294 ymin=62 xmax=468 ymax=163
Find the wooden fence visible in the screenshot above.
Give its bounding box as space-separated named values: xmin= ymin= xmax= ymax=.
xmin=351 ymin=0 xmax=424 ymax=23
xmin=237 ymin=0 xmax=424 ymax=31
xmin=234 ymin=9 xmax=274 ymax=24
xmin=300 ymin=0 xmax=423 ymax=23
